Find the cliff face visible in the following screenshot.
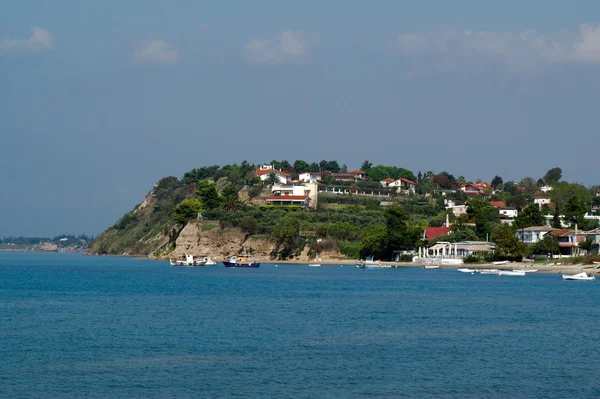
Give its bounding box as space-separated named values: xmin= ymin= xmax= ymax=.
xmin=167 ymin=221 xmax=274 ymax=261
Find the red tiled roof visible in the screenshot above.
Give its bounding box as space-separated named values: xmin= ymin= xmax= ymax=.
xmin=348 ymin=170 xmax=366 ymax=175
xmin=399 ymin=177 xmax=417 ymax=185
xmin=490 ymin=201 xmax=506 ymax=208
xmin=256 ymin=169 xmax=291 ymax=177
xmin=425 ymin=226 xmax=451 ymax=240
xmin=535 ymin=195 xmax=552 ymax=199
xmin=381 ymin=178 xmax=395 ymax=183
xmin=266 ymin=195 xmax=308 ymax=201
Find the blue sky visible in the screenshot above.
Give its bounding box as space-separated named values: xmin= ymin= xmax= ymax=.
xmin=2 ymin=1 xmax=600 ymax=236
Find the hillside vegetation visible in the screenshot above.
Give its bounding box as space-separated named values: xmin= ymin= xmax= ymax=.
xmin=89 ymin=161 xmax=600 ymax=261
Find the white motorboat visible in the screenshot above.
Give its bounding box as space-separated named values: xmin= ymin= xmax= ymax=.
xmin=309 ymin=263 xmax=322 ymax=267
xmin=498 ymin=270 xmax=526 ymax=276
xmin=458 ymin=268 xmax=475 ymax=273
xmin=358 ymin=256 xmax=391 ymax=269
xmin=492 ymin=260 xmax=509 ymax=265
xmin=477 ymin=269 xmax=499 ymax=275
xmin=424 ymin=265 xmax=440 ymax=269
xmin=562 ymin=272 xmax=595 ymax=281
xmin=169 ymin=254 xmax=207 ymax=266
xmin=201 ymin=257 xmax=216 ymax=265
xmin=513 ymin=269 xmax=537 ymax=273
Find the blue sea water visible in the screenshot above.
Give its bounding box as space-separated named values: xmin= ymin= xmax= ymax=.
xmin=1 ymin=253 xmax=600 ymax=398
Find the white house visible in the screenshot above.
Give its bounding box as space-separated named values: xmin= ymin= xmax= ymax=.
xmin=534 ymin=195 xmax=552 ymax=208
xmin=267 ymin=183 xmax=318 ymax=208
xmin=445 ymin=199 xmax=468 ymax=216
xmin=499 ymin=207 xmax=518 ymax=219
xmin=540 ymin=185 xmax=553 ymax=193
xmin=255 ymin=166 xmax=291 ymax=185
xmin=515 ymin=225 xmax=556 ymax=245
xmin=387 ymin=178 xmax=417 ymax=194
xmin=299 ymin=172 xmax=321 ymax=183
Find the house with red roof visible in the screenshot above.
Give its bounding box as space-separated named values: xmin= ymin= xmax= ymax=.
xmin=347 ymin=170 xmax=367 ymax=179
xmin=534 ymin=195 xmax=552 ymax=208
xmin=423 ymin=226 xmax=451 ymax=241
xmin=490 ymin=201 xmax=506 ymax=208
xmin=381 ymin=177 xmax=417 ymax=194
xmin=255 ymin=165 xmax=291 ymax=185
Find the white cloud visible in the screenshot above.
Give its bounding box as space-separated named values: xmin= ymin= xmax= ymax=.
xmin=0 ymin=27 xmax=53 ymax=54
xmin=132 ymin=40 xmax=178 ymax=65
xmin=244 ymin=30 xmax=315 ymax=65
xmin=394 ymin=24 xmax=600 ymax=68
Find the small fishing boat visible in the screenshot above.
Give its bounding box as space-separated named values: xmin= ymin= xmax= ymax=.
xmin=356 ymin=256 xmax=390 ymax=269
xmin=498 ymin=270 xmax=526 ymax=276
xmin=513 ymin=269 xmax=538 ymax=273
xmin=562 ymin=272 xmax=595 ymax=281
xmin=424 ymin=265 xmax=440 ymax=269
xmin=457 ymin=268 xmax=475 ymax=273
xmin=223 ymin=256 xmax=260 ymax=268
xmin=169 ymin=254 xmax=207 ymax=266
xmin=309 ymin=263 xmax=322 ymax=267
xmin=202 ymin=257 xmax=217 ymax=265
xmin=477 ymin=269 xmax=499 ymax=275
xmin=492 ymin=260 xmax=509 ymax=265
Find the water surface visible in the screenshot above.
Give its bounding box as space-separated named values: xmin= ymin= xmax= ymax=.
xmin=1 ymin=253 xmax=599 ymax=398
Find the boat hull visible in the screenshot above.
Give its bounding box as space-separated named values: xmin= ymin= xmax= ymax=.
xmin=562 ymin=272 xmax=595 ymax=281
xmin=498 ymin=271 xmax=525 ymax=276
xmin=223 ymin=262 xmax=260 ymax=268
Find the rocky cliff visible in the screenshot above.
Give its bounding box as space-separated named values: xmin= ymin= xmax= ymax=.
xmin=167 ymin=221 xmax=274 ymax=261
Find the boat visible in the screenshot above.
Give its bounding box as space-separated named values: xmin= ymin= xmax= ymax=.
xmin=477 ymin=269 xmax=499 ymax=275
xmin=309 ymin=257 xmax=322 ymax=267
xmin=457 ymin=268 xmax=475 ymax=273
xmin=223 ymin=256 xmax=260 ymax=268
xmin=492 ymin=260 xmax=509 ymax=265
xmin=562 ymin=272 xmax=595 ymax=281
xmin=498 ymin=270 xmax=526 ymax=276
xmin=201 ymin=257 xmax=216 ymax=265
xmin=169 ymin=254 xmax=207 ymax=266
xmin=357 ymin=256 xmax=391 ymax=269
xmin=424 ymin=265 xmax=440 ymax=269
xmin=513 ymin=269 xmax=537 ymax=273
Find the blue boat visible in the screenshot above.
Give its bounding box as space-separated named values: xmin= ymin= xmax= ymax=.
xmin=223 ymin=256 xmax=260 ymax=268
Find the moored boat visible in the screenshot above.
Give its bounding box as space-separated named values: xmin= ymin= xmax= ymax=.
xmin=223 ymin=256 xmax=260 ymax=268
xmin=477 ymin=269 xmax=499 ymax=275
xmin=424 ymin=265 xmax=440 ymax=269
xmin=169 ymin=254 xmax=207 ymax=266
xmin=457 ymin=268 xmax=475 ymax=273
xmin=492 ymin=260 xmax=509 ymax=265
xmin=562 ymin=271 xmax=595 ymax=281
xmin=358 ymin=256 xmax=391 ymax=269
xmin=513 ymin=269 xmax=537 ymax=273
xmin=498 ymin=270 xmax=526 ymax=276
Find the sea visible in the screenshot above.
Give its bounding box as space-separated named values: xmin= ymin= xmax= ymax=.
xmin=1 ymin=253 xmax=600 ymax=398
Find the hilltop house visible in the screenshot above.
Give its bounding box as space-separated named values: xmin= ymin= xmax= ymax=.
xmin=515 ymin=225 xmax=556 ymax=245
xmin=380 ymin=177 xmax=417 ymax=194
xmin=266 ymin=182 xmax=318 ymax=208
xmin=255 ymin=164 xmax=291 ymax=185
xmin=445 ymin=199 xmax=467 ymax=216
xmin=534 ymin=195 xmax=552 ymax=208
xmin=299 ymin=172 xmax=321 ymax=183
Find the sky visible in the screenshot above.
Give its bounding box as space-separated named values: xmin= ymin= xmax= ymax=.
xmin=2 ymin=0 xmax=600 ymax=237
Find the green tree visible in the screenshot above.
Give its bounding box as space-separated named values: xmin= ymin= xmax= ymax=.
xmin=466 ymin=197 xmax=500 ymax=240
xmin=361 ymin=160 xmax=373 ymax=171
xmin=196 ymin=180 xmax=223 ymax=210
xmin=384 ymin=206 xmax=422 ymax=258
xmin=551 ymin=182 xmax=592 ymax=211
xmin=563 ymin=194 xmax=588 ymax=227
xmin=293 ymin=160 xmax=310 ymax=173
xmin=271 ymin=215 xmax=301 ymax=259
xmin=513 ymin=204 xmax=545 ymax=229
xmin=503 ymin=181 xmax=518 ymax=195
xmin=173 ymin=199 xmax=203 ymax=224
xmin=359 ymin=225 xmax=387 ymax=259
xmin=265 ymin=171 xmax=279 ymax=186
xmin=326 ymin=160 xmax=341 ymax=173
xmin=519 ymin=177 xmax=538 ymax=194
xmin=492 ymin=224 xmax=528 ymax=260
xmin=530 ymin=235 xmax=559 ymax=255
xmin=491 ymin=175 xmax=503 ymax=189
xmin=543 ymin=167 xmax=562 ymax=185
